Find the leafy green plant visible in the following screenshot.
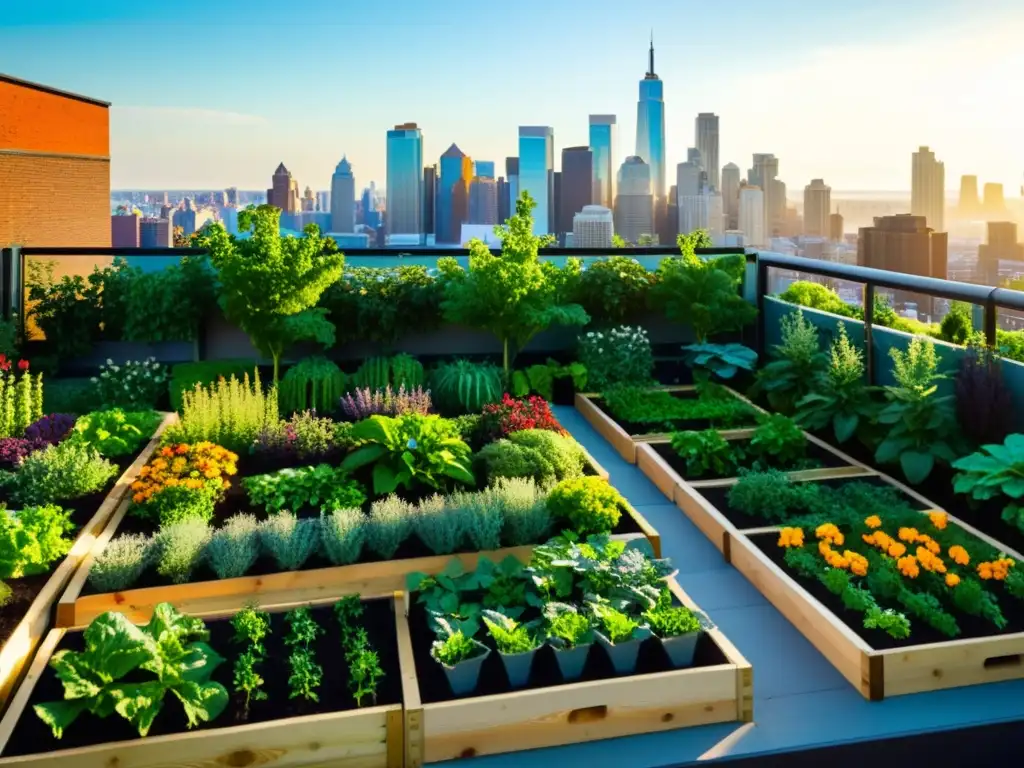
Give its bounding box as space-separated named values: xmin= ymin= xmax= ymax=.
xmin=482 ymin=610 xmax=541 ymax=654
xmin=875 ymin=337 xmax=960 ymax=484
xmin=430 ymin=359 xmax=503 ymax=415
xmin=390 ymin=353 xmax=426 ymax=390
xmin=543 ymin=603 xmax=595 ymax=648
xmin=754 ymin=309 xmax=829 ymax=412
xmin=511 ymin=359 xmax=588 ymax=401
xmin=491 ymin=476 xmax=551 ymax=547
xmin=682 ymin=342 xmax=758 ymax=382
xmin=207 ymin=514 xmax=261 ymax=580
xmin=87 ymin=533 xmax=152 ymax=592
xmin=794 ymin=322 xmax=879 ymax=444
xmin=476 ymin=428 xmax=586 ymax=485
xmin=26 ymin=260 xmax=103 ymax=359
xmin=0 ymin=504 xmax=75 ymax=579
xmin=232 ymin=649 xmax=267 ymax=716
xmin=953 ymin=434 xmax=1024 ymax=533
xmin=601 ymin=383 xmax=757 ymax=432
xmin=6 ymin=440 xmax=118 ymax=504
xmin=940 ymin=301 xmax=974 ymax=345
xmin=749 ymin=414 xmax=807 ymax=466
xmin=590 ymin=604 xmax=649 ymax=644
xmin=279 ymin=356 xmax=345 ymax=414
xmin=669 ymin=429 xmax=738 ymax=478
xmin=232 ymin=605 xmax=272 ymax=653
xmin=341 ymin=414 xmax=475 ymax=494
xmin=366 ymin=495 xmax=415 ymax=558
xmin=644 ymin=603 xmax=701 ymax=638
xmin=545 ymin=476 xmax=624 ymax=536
xmin=574 ymin=255 xmax=654 ymax=325
xmin=726 ymin=470 xmax=809 ymax=522
xmin=165 ymin=371 xmax=278 ymax=454
xmin=431 ymin=626 xmax=481 ymax=667
xmin=155 ymin=518 xmax=211 ymax=584
xmin=777 ymin=281 xmax=860 ymax=319
xmin=285 ymin=605 xmax=324 ymax=647
xmin=287 ymin=647 xmax=323 ymax=702
xmin=347 ymin=645 xmax=384 ymax=707
xmin=438 ymin=192 xmax=589 ymax=374
xmin=72 ymin=409 xmax=162 ymax=457
xmin=243 ymin=464 xmax=366 ymax=515
xmin=33 ymin=603 xmax=228 ymax=739
xmin=320 ymin=507 xmax=366 ymax=565
xmin=578 ymin=326 xmax=654 ymax=390
xmin=196 ymin=206 xmax=345 ymax=382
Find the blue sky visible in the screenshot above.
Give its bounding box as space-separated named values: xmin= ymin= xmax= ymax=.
xmin=2 ymin=0 xmax=1022 ymax=193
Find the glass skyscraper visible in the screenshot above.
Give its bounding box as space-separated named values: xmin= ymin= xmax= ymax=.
xmin=474 ymin=160 xmax=495 ymax=179
xmin=518 ymin=126 xmax=554 ymax=236
xmin=386 ymin=123 xmax=423 ymax=236
xmin=589 ymin=115 xmax=617 ymax=210
xmin=635 ymin=39 xmax=666 ymax=203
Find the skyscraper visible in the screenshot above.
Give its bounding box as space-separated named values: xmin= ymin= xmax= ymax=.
xmin=979 ymin=222 xmax=1024 ymax=284
xmin=468 ymin=176 xmax=498 ymax=225
xmin=589 ymin=115 xmax=617 ymax=209
xmin=573 ymin=205 xmax=615 ymax=247
xmin=830 ymin=212 xmax=844 ymax=242
xmin=958 ymin=175 xmax=980 ymax=217
xmin=267 ymin=163 xmax=299 ymax=213
xmin=858 ymin=214 xmax=948 ymax=282
xmin=738 ymin=185 xmax=766 ymax=247
xmin=518 ymin=126 xmax=555 ymax=235
xmin=423 ymin=164 xmax=437 ymax=236
xmin=559 ymin=146 xmax=594 ymax=236
xmin=386 ymin=123 xmax=423 ymax=237
xmin=496 ymin=177 xmax=509 ymax=224
xmin=139 ymin=217 xmax=172 ymax=248
xmin=984 ymin=183 xmax=1006 ymax=214
xmin=803 ymin=179 xmax=831 ymax=237
xmin=330 ymin=156 xmax=355 ymax=233
xmin=614 ymin=156 xmax=654 ymax=245
xmin=695 ymin=114 xmax=720 ymax=192
xmin=676 ymin=159 xmax=706 ymax=235
xmin=749 ymin=154 xmax=779 ymax=237
xmin=911 ymin=146 xmax=945 ymax=233
xmin=505 ymin=157 xmax=519 ymax=216
xmin=301 ymin=186 xmax=315 ymax=212
xmin=474 ymin=161 xmax=495 ymax=179
xmin=437 ymin=144 xmax=473 ymax=244
xmin=635 ymin=37 xmax=666 ymax=203
xmin=111 ymin=213 xmax=140 ymax=247
xmin=721 ymin=163 xmax=741 ymax=230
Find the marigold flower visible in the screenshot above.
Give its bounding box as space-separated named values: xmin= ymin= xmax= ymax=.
xmin=777 ymin=527 xmax=805 ymax=548
xmin=819 ymin=540 xmax=833 ymax=557
xmin=864 ymin=515 xmax=882 ymax=529
xmin=888 ymin=542 xmax=907 ymax=558
xmin=948 ymin=545 xmax=969 ymax=566
xmin=945 ymin=574 xmax=960 ymax=588
xmin=132 ymin=492 xmax=144 ymax=503
xmin=916 ymin=547 xmax=947 ymax=574
xmin=160 ymin=447 xmax=174 ymax=458
xmin=815 ymin=523 xmax=844 ymax=546
xmin=928 ymin=511 xmax=948 ymax=530
xmin=977 ymin=558 xmax=1015 ymax=581
xmin=897 ymin=555 xmax=920 ymax=579
xmin=898 ymin=527 xmax=920 ymax=543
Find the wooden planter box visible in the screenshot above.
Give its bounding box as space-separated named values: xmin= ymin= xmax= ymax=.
xmin=57 ymin=500 xmax=662 ymax=628
xmin=575 ymin=385 xmax=760 ymax=464
xmin=398 ymin=578 xmax=752 ymax=765
xmin=0 ymin=596 xmax=405 ymax=767
xmin=637 ymin=432 xmax=877 ymax=557
xmin=729 ymin=533 xmax=1024 ymax=699
xmin=0 ymin=413 xmax=175 ymax=712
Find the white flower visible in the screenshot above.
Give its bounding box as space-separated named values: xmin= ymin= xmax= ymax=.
xmin=106 ymin=358 xmax=113 ymax=366
xmin=90 ymin=377 xmax=98 ymax=383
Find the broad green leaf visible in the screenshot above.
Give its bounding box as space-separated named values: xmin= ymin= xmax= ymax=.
xmin=833 ymin=412 xmax=858 ymax=444
xmin=1002 ymin=478 xmax=1024 ymax=499
xmin=171 ymin=680 xmax=229 ymax=729
xmin=33 ymin=700 xmax=88 ymax=739
xmin=372 ymin=464 xmax=400 ymax=495
xmin=901 ymin=450 xmax=935 ymax=485
xmin=111 ymin=681 xmax=165 ymax=737
xmin=340 ymin=444 xmax=388 ymax=473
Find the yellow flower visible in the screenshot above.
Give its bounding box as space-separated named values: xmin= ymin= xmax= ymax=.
xmin=864 ymin=515 xmax=882 ymax=529
xmin=948 ymin=545 xmax=969 ymax=566
xmin=897 ymin=556 xmax=920 ymax=579
xmin=777 ymin=527 xmax=805 ymax=548
xmin=928 ymin=511 xmax=948 ymax=530
xmin=945 ymin=574 xmax=960 ymax=588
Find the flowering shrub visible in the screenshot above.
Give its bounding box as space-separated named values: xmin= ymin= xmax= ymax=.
xmin=253 ymin=411 xmax=337 ymax=462
xmin=92 ymin=358 xmax=169 ymax=411
xmin=0 ymin=357 xmax=43 ymax=439
xmin=0 ymin=437 xmax=49 ymax=468
xmin=130 ymin=442 xmax=238 ymax=526
xmin=479 ymin=394 xmax=565 ymax=442
xmin=24 ymin=413 xmax=76 ymax=445
xmin=578 ymin=325 xmax=654 ymax=391
xmin=339 ymin=385 xmax=432 ymax=421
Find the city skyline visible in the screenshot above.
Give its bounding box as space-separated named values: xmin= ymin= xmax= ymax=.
xmin=4 ymin=0 xmax=1023 ymax=192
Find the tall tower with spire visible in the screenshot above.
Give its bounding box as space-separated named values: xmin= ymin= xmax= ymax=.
xmin=330 ymin=156 xmax=355 ymax=233
xmin=636 ymin=34 xmax=666 ymax=208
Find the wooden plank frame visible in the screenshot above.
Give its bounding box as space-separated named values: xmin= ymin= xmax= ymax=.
xmin=56 ymin=500 xmax=662 ymax=628
xmin=574 ymin=385 xmax=757 ymax=464
xmin=399 ymin=577 xmax=753 ymax=766
xmin=0 ymin=594 xmax=406 ymax=767
xmin=0 ymin=412 xmax=176 ymax=713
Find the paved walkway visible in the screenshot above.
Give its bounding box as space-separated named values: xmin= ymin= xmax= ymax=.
xmin=435 ymin=406 xmax=1024 ymax=766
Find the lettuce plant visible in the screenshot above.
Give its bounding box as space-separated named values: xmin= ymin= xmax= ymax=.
xmin=34 ymin=603 xmax=228 ymax=739
xmin=953 ymin=433 xmax=1024 ymax=532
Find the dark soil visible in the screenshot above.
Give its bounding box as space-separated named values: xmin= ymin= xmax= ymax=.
xmin=697 ymin=475 xmax=930 ymax=530
xmin=649 ymin=439 xmax=846 ymax=483
xmin=3 ymin=598 xmax=403 ymax=756
xmin=590 ymin=391 xmax=760 ymax=435
xmin=407 ymin=597 xmax=729 ymax=704
xmin=0 ymin=453 xmax=135 ymax=648
xmin=749 ymin=531 xmax=1024 ymax=650
xmin=808 ymin=430 xmax=1024 ymax=555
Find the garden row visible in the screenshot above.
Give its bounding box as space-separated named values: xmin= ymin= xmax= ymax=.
xmin=579 ymin=372 xmax=1024 ymax=699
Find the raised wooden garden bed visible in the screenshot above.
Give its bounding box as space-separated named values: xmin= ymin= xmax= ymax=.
xmin=0 ymin=413 xmax=175 ymax=712
xmin=398 ymin=578 xmax=752 ymax=765
xmin=0 ymin=594 xmax=406 ymax=767
xmin=575 ymin=385 xmax=762 ymax=463
xmin=56 ymin=501 xmax=661 ymax=628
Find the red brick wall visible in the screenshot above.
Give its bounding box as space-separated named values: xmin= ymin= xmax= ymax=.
xmin=0 ymin=78 xmax=111 ymax=248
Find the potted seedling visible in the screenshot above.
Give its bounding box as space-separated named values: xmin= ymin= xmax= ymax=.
xmin=643 ymin=592 xmax=703 ymax=668
xmin=430 ymin=616 xmax=490 ymax=696
xmin=543 ymin=603 xmax=595 ymax=682
xmin=481 ymin=610 xmax=543 ymax=689
xmin=590 ymin=603 xmax=651 ymax=675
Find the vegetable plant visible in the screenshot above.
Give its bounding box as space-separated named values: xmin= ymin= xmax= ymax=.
xmin=545 ymin=476 xmax=624 ymax=536
xmin=243 ymin=464 xmax=366 ymax=514
xmin=72 ymin=409 xmax=162 ymax=457
xmin=643 ymin=590 xmax=701 ymax=638
xmin=590 ymin=604 xmax=650 ymax=645
xmin=794 ymin=322 xmax=879 ymax=444
xmin=340 ymin=414 xmax=474 ymax=495
xmin=430 ymin=617 xmax=484 ymax=667
xmin=669 ymin=429 xmax=738 ymax=478
xmin=33 ymin=603 xmax=228 ymax=739
xmin=952 ymin=434 xmax=1024 ymax=533
xmin=287 ymin=647 xmax=323 ymax=702
xmin=284 ymin=605 xmax=324 ymax=648
xmin=753 ymin=309 xmax=829 ymax=413
xmin=874 ymin=337 xmax=961 ymax=484
xmin=543 ymin=603 xmax=595 ymax=649
xmin=231 ymin=605 xmax=272 ymax=655
xmin=0 ymin=504 xmax=75 ymax=579
xmin=481 ymin=610 xmax=541 ymax=654
xmin=682 ymin=342 xmax=758 ymax=382
xmin=748 ymin=414 xmax=807 ymax=467
xmin=232 ymin=649 xmax=267 ymax=716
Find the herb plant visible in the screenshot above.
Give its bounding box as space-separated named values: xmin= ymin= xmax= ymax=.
xmin=669 ymin=429 xmax=738 ymax=478
xmin=644 ymin=603 xmax=701 ymax=638
xmin=482 ymin=610 xmax=540 ymax=654
xmin=287 ymin=648 xmax=323 ymax=702
xmin=87 ymin=533 xmax=152 ymax=592
xmin=166 ymin=372 xmax=278 ymax=453
xmin=253 ymin=411 xmax=338 ymax=462
xmin=952 ymin=434 xmax=1024 ymax=533
xmin=6 ymin=440 xmax=118 ymax=504
xmin=476 ymin=428 xmax=586 ymax=485
xmin=430 ymin=617 xmax=483 ymax=667
xmin=545 ymin=476 xmax=624 ymax=536
xmin=33 ymin=603 xmax=228 ymax=739
xmin=954 ymin=340 xmax=1013 ymax=446
xmin=748 ymin=414 xmax=807 ymax=467
xmin=754 ymin=309 xmax=829 ymax=413
xmin=543 ymin=603 xmax=595 ymax=649
xmin=232 ymin=649 xmax=268 ymax=715
xmin=591 ymin=604 xmax=648 ymax=644
xmin=243 ymin=464 xmax=366 ymax=514
xmin=232 ymin=605 xmax=272 ymax=654
xmin=339 ymin=384 xmax=432 ymax=421
xmin=285 ymin=606 xmax=324 ymax=647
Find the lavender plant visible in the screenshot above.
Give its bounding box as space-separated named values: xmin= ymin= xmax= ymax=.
xmin=339 ymin=385 xmax=432 ymax=421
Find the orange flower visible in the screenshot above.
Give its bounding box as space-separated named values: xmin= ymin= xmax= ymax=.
xmin=816 ymin=523 xmax=845 ymax=546
xmin=928 ymin=511 xmax=948 ymax=530
xmin=845 ymin=552 xmax=869 ymax=576
xmin=977 ymin=558 xmax=1015 ymax=581
xmin=160 ymin=446 xmax=174 ymax=458
xmin=897 ymin=556 xmax=920 ymax=579
xmin=864 ymin=515 xmax=882 ymax=529
xmin=132 ymin=492 xmax=144 ymax=503
xmin=777 ymin=528 xmax=805 ymax=548
xmin=916 ymin=547 xmax=947 ymax=574
xmin=898 ymin=527 xmax=920 ymax=543
xmin=948 ymin=545 xmax=970 ymax=566
xmin=888 ymin=542 xmax=907 ymax=558
xmin=945 ymin=574 xmax=960 ymax=588
xmin=819 ymin=540 xmax=833 ymax=557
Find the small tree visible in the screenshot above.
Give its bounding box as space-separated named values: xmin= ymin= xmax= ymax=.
xmin=198 ymin=205 xmax=344 ymax=382
xmin=438 ymin=192 xmax=588 ymax=374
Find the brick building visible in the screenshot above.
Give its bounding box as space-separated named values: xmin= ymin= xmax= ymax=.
xmin=0 ymin=74 xmax=111 ymax=248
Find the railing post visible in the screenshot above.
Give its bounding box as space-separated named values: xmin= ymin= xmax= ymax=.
xmin=755 ymin=255 xmax=768 ymax=359
xmin=984 ymin=291 xmax=998 ymax=348
xmin=0 ymin=248 xmax=11 ymax=322
xmin=863 ymin=282 xmax=875 ymax=386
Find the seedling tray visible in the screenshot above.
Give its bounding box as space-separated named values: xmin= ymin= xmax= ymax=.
xmin=398 ymin=578 xmax=752 ymax=765
xmin=0 ymin=413 xmax=175 ymax=712
xmin=0 ymin=594 xmax=405 ymax=767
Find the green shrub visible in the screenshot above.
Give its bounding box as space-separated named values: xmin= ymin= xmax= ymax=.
xmin=320 ymin=508 xmax=366 ymax=565
xmin=350 ymin=357 xmax=392 ymax=390
xmin=575 ymin=256 xmax=654 ymax=325
xmin=545 ymin=476 xmax=623 ymax=536
xmin=365 ymin=496 xmax=415 ymax=559
xmin=93 ymin=359 xmax=169 ymax=411
xmin=165 ymin=371 xmax=278 ymax=453
xmin=259 ymin=513 xmax=319 ymax=570
xmin=243 ymin=465 xmax=366 ymax=515
xmin=0 ymin=504 xmax=75 ymax=579
xmin=155 ymin=518 xmax=211 ymax=584
xmin=777 ymin=281 xmax=859 ymax=318
xmin=430 ymin=360 xmax=503 ymax=414
xmin=88 ymin=533 xmax=152 ymax=592
xmin=414 ymin=494 xmax=466 ymax=555
xmin=7 ymin=441 xmax=118 ymax=504
xmin=169 ymin=360 xmax=260 ymax=412
xmin=491 ymin=477 xmax=550 ymax=546
xmin=206 ymin=514 xmax=261 ymax=579
xmin=73 ymin=409 xmax=162 ymax=457
xmin=279 ymin=356 xmax=345 ymax=414
xmin=476 ymin=429 xmax=586 ymax=484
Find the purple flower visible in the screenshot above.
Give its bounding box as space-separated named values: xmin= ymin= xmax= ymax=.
xmin=339 ymin=385 xmax=432 ymax=421
xmin=24 ymin=414 xmax=77 ymax=445
xmin=0 ymin=437 xmax=50 ymax=468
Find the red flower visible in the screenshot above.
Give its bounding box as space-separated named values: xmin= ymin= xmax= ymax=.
xmin=479 ymin=394 xmax=566 ymax=440
xmin=17 ymin=360 xmax=28 ymax=371
xmin=0 ymin=360 xmax=11 ymax=372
